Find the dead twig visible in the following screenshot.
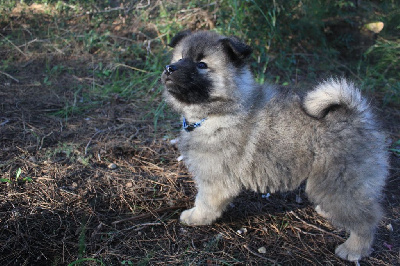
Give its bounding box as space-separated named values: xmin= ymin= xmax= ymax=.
xmin=85 ymin=129 xmax=104 ymax=155
xmin=121 ymin=222 xmax=163 ymax=231
xmin=0 ymin=118 xmax=10 ymax=126
xmin=112 ymin=205 xmax=185 ymax=225
xmin=289 ymin=211 xmax=344 ymax=241
xmin=0 ymin=33 xmax=28 ymax=58
xmin=0 ymin=70 xmax=19 ymax=83
xmin=39 ymin=131 xmax=54 ymax=150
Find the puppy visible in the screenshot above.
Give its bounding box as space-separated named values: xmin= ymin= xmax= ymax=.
xmin=161 ymin=30 xmax=389 ymax=262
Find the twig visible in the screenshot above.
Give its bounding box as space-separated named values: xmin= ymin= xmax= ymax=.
xmin=0 ymin=118 xmax=10 ymax=126
xmin=243 ymin=244 xmax=278 ymax=264
xmin=0 ymin=70 xmax=19 ymax=83
xmin=112 ymin=205 xmax=185 ymax=225
xmin=39 ymin=131 xmax=54 ymax=150
xmin=0 ymin=33 xmax=28 ymax=58
xmin=113 ymin=63 xmax=149 ymax=73
xmin=121 ymin=222 xmax=163 ymax=231
xmin=289 ymin=211 xmax=344 ymax=241
xmin=85 ymin=129 xmax=104 ymax=155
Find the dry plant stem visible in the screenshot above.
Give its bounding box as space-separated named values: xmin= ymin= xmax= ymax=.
xmin=85 ymin=130 xmax=104 ymax=155
xmin=0 ymin=70 xmax=19 ymax=83
xmin=112 ymin=205 xmax=186 ymax=225
xmin=0 ymin=33 xmax=28 ymax=58
xmin=289 ymin=211 xmax=345 ymax=241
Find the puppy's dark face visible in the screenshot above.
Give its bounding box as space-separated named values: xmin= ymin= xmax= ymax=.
xmin=162 ymin=31 xmax=252 ymax=105
xmin=161 ymin=57 xmax=212 ymax=104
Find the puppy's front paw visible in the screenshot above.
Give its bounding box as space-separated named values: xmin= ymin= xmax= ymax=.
xmin=180 ymin=207 xmax=215 ymax=226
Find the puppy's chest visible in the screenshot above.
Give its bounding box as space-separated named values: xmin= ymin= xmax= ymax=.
xmin=180 ymin=128 xmax=247 ymax=167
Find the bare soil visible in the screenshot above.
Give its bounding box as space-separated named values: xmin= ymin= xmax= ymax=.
xmin=1 ymin=8 xmax=400 ymax=266
xmin=0 ymin=54 xmax=399 ymax=266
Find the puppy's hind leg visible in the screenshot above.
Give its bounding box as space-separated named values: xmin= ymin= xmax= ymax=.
xmin=180 ymin=181 xmax=238 ymax=226
xmin=307 ymin=179 xmax=383 ymax=261
xmin=335 ymin=229 xmax=375 ymax=261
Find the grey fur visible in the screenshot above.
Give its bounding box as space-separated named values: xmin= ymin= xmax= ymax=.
xmin=161 ymin=31 xmax=389 ymax=262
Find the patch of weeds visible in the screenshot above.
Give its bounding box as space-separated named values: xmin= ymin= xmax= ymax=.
xmin=0 ymin=177 xmax=11 ymax=184
xmin=78 ymin=223 xmax=86 ymax=259
xmin=46 ymin=142 xmax=76 ymax=159
xmin=361 ymin=38 xmax=400 ymax=105
xmin=50 ymin=83 xmax=98 ymax=120
xmin=45 ymin=142 xmax=90 ymax=165
xmin=78 ymin=30 xmax=113 ymax=55
xmin=136 ymin=252 xmax=154 ymax=266
xmin=204 ymin=233 xmax=223 ymax=252
xmin=52 ymin=99 xmax=94 ymax=121
xmin=67 ymin=218 xmax=105 ymax=266
xmin=121 ymin=261 xmax=134 ymax=265
xmin=1 ymin=168 xmax=33 ymax=184
xmin=44 ymin=63 xmax=68 ymax=86
xmin=68 ymin=258 xmax=104 ymax=266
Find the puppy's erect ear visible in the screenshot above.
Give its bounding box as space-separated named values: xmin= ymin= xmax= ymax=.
xmin=168 ymin=30 xmax=191 ymax=47
xmin=219 ymin=37 xmax=253 ymax=61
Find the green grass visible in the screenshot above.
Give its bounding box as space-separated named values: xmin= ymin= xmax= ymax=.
xmin=0 ymin=168 xmax=33 ymax=184
xmin=1 ymin=0 xmax=398 ymax=121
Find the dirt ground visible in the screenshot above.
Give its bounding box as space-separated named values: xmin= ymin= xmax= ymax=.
xmin=0 ymin=5 xmax=400 ymax=264
xmin=0 ymin=54 xmax=399 ymax=266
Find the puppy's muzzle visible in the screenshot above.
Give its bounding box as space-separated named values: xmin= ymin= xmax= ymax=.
xmin=165 ymin=65 xmax=178 ymax=75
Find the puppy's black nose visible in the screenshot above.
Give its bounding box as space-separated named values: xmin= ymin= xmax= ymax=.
xmin=165 ymin=64 xmax=178 ymax=75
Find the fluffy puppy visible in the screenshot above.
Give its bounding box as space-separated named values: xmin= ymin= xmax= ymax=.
xmin=161 ymin=30 xmax=389 ymax=262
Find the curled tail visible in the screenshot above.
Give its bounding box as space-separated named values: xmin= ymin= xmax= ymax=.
xmin=303 ymin=78 xmax=370 ymax=119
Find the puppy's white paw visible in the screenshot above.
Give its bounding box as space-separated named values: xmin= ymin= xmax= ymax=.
xmin=335 ymin=243 xmax=362 ymax=262
xmin=335 ymin=231 xmax=372 ymax=261
xmin=180 ymin=207 xmax=215 ymax=226
xmin=315 ymin=205 xmax=330 ymax=219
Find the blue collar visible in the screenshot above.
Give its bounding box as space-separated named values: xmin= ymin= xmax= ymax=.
xmin=183 ymin=117 xmax=206 ymax=132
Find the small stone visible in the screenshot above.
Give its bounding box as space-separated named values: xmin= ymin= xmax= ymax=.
xmin=108 ymin=163 xmax=117 ymax=170
xmin=236 ymin=227 xmax=247 ymax=235
xmin=386 ymin=224 xmax=393 ymax=232
xmin=258 ymin=246 xmax=267 ymax=254
xmin=126 ymin=182 xmax=133 ymax=188
xmin=70 ymin=182 xmax=78 ymax=190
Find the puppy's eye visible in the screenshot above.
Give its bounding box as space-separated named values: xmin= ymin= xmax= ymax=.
xmin=197 ymin=62 xmax=208 ymax=69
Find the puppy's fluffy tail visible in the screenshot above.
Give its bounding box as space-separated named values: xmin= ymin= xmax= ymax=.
xmin=303 ymin=78 xmax=370 ymax=119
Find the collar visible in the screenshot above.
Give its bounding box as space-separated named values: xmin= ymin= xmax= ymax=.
xmin=182 ymin=117 xmax=206 ymax=132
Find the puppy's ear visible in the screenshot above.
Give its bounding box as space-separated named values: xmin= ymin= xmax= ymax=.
xmin=168 ymin=30 xmax=191 ymax=47
xmin=219 ymin=37 xmax=253 ymax=61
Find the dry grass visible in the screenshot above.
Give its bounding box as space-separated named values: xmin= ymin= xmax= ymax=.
xmin=1 ymin=1 xmax=399 ymax=265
